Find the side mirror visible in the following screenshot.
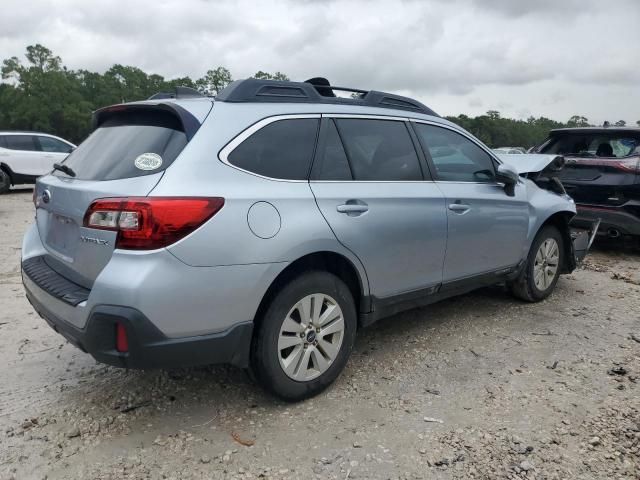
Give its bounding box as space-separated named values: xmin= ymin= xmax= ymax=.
xmin=496 ymin=163 xmax=519 ymax=196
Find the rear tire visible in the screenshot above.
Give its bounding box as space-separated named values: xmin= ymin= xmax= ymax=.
xmin=509 ymin=225 xmax=564 ymax=302
xmin=0 ymin=169 xmax=10 ymax=194
xmin=250 ymin=271 xmax=357 ymax=401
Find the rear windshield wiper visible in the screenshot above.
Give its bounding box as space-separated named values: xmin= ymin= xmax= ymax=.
xmin=53 ymin=163 xmax=76 ymax=177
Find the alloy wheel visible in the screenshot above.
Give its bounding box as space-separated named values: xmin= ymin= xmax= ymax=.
xmin=277 ymin=293 xmax=345 ymax=381
xmin=533 ymin=238 xmax=559 ymax=291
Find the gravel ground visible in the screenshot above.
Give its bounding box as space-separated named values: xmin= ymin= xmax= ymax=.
xmin=1 ymin=188 xmax=639 ymax=480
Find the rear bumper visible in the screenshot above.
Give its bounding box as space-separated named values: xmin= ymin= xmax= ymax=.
xmin=22 ymin=260 xmax=254 ymax=369
xmin=572 ymin=201 xmax=640 ymax=236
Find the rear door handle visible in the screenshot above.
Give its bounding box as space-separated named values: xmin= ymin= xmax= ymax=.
xmin=337 ymin=201 xmax=368 ymax=216
xmin=448 ymin=203 xmax=470 ymax=213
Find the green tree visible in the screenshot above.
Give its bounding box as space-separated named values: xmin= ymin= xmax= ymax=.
xmin=0 ymin=45 xmax=215 ymax=142
xmin=2 ymin=44 xmax=91 ymax=142
xmin=252 ymin=70 xmax=289 ymax=81
xmin=615 ymin=120 xmax=626 ymax=127
xmin=566 ymin=115 xmax=590 ymax=127
xmin=195 ymin=67 xmax=232 ymax=96
xmin=0 ymin=43 xmax=591 ymax=150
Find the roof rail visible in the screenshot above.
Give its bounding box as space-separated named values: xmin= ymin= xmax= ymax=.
xmin=148 ymin=86 xmax=205 ymax=100
xmin=216 ymin=77 xmax=438 ymax=116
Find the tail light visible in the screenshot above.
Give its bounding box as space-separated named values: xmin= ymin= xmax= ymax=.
xmin=83 ymin=197 xmax=224 ymax=250
xmin=568 ymin=157 xmax=639 ymax=173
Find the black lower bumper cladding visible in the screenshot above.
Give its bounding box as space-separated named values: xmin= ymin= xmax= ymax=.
xmin=24 ymin=286 xmax=253 ymax=369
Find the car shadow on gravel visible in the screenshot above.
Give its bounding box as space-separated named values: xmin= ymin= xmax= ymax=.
xmin=6 ymin=187 xmax=33 ymax=194
xmin=47 ymin=284 xmax=521 ymax=425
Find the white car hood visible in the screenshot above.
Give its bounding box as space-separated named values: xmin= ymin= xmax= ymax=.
xmin=496 ymin=154 xmax=564 ymax=175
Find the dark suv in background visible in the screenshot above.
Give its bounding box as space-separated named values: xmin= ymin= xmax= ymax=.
xmin=537 ymin=127 xmax=640 ymax=241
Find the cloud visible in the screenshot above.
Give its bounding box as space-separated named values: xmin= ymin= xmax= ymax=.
xmin=1 ymin=0 xmax=639 ymax=122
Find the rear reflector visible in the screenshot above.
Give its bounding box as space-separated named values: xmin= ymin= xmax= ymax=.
xmin=84 ymin=197 xmax=224 ymax=250
xmin=115 ymin=322 xmax=129 ymax=353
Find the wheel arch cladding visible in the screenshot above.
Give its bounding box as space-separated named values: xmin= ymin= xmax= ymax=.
xmin=253 ymin=251 xmax=365 ymax=329
xmin=539 ymin=210 xmax=577 ymax=273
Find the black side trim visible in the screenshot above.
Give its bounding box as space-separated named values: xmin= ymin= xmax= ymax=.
xmin=22 ymin=256 xmax=90 ymax=306
xmin=359 ymin=264 xmax=522 ymax=327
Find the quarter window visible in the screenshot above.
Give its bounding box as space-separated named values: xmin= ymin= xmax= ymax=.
xmin=414 ymin=124 xmax=496 ymax=182
xmin=227 ymin=119 xmax=319 ymax=180
xmin=38 ymin=136 xmax=73 ymax=153
xmin=334 ymin=119 xmax=422 ymax=181
xmin=5 ymin=135 xmax=39 ymax=152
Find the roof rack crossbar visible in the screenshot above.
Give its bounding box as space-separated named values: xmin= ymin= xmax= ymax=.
xmin=215 ymin=78 xmax=438 ymax=116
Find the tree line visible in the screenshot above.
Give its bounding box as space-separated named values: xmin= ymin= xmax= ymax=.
xmin=1 ymin=45 xmax=637 ymax=147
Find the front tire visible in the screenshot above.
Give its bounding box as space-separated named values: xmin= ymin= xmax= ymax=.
xmin=510 ymin=225 xmax=564 ymax=302
xmin=250 ymin=271 xmax=357 ymax=401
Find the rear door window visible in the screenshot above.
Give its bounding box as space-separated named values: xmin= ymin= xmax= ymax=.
xmin=37 ymin=136 xmax=73 ymax=153
xmin=334 ymin=119 xmax=422 ymax=181
xmin=5 ymin=135 xmax=40 ymax=152
xmin=414 ymin=123 xmax=496 ymax=182
xmin=227 ymin=118 xmax=319 ymax=180
xmin=57 ymin=109 xmax=188 ymax=181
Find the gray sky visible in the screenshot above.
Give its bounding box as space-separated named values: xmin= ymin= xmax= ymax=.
xmin=2 ymin=0 xmax=639 ymax=124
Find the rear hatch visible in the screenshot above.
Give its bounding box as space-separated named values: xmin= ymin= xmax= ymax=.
xmin=538 ymin=130 xmax=640 ymax=206
xmin=33 ymin=101 xmax=211 ymax=288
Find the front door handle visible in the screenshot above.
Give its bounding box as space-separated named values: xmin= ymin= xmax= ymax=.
xmin=448 ymin=203 xmax=470 ymax=213
xmin=337 ymin=201 xmax=368 ymax=216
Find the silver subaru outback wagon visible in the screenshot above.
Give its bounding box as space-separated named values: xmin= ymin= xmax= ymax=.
xmin=21 ymin=78 xmax=597 ymax=401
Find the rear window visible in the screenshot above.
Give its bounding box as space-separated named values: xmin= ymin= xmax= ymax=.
xmin=540 ymin=133 xmax=640 ymax=158
xmin=55 ymin=110 xmax=188 ymax=181
xmin=227 ymin=118 xmax=319 ymax=180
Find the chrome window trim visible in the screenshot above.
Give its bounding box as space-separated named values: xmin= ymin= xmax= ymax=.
xmin=218 ymin=113 xmax=500 ymax=184
xmin=310 ymin=180 xmax=436 ymax=184
xmin=323 ymin=113 xmax=410 ymax=121
xmin=218 ymin=114 xmax=321 ymax=183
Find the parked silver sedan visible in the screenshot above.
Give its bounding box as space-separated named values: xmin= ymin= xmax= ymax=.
xmin=21 ymin=79 xmax=596 ymax=401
